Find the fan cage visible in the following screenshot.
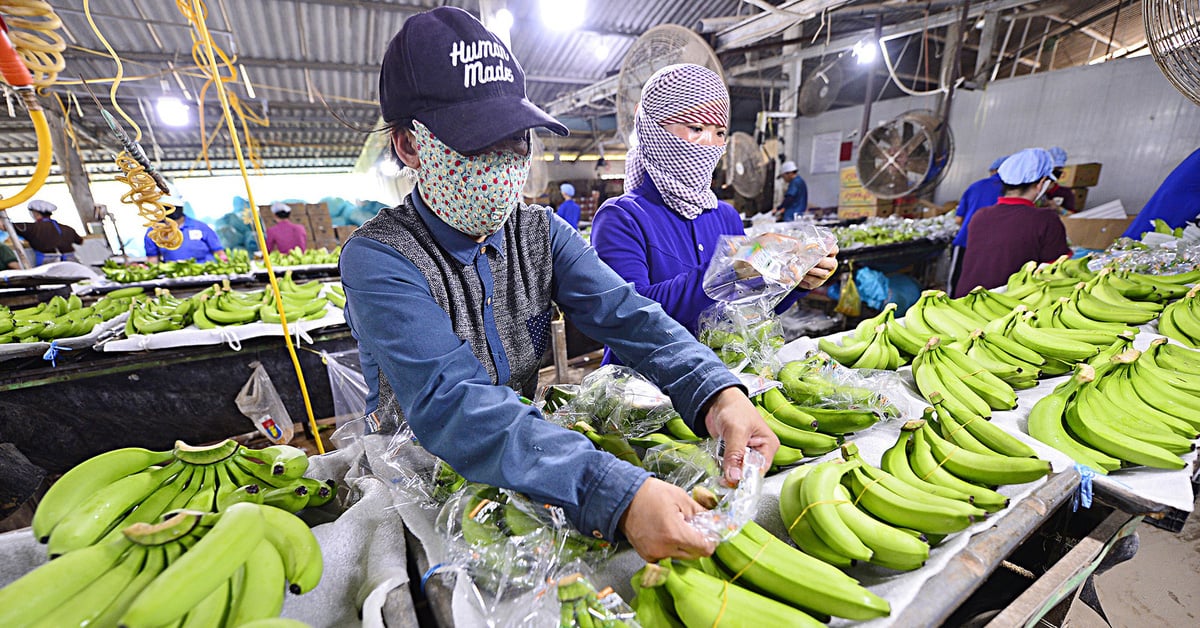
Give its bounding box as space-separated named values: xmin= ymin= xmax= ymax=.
xmin=1144 ymin=0 xmax=1200 ymax=106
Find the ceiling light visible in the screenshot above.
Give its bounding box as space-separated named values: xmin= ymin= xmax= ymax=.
xmin=493 ymin=8 xmax=514 ymax=33
xmin=378 ymin=159 xmax=401 ymax=177
xmin=593 ymin=40 xmax=610 ymax=61
xmin=852 ymin=39 xmax=878 ymax=65
xmin=156 ymin=96 xmax=189 ymax=127
xmin=540 ymin=0 xmax=586 ymax=32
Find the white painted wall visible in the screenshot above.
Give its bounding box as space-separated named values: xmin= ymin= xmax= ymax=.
xmin=789 ymin=56 xmax=1200 ymax=214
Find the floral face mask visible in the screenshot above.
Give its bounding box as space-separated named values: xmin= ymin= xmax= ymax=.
xmin=410 ymin=120 xmax=531 ymax=237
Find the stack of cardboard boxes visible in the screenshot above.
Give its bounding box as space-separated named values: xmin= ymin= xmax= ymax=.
xmin=258 ymin=202 xmax=339 ymax=250
xmin=837 ymin=167 xmax=918 ymax=219
xmin=1056 ymin=162 xmax=1102 ymax=211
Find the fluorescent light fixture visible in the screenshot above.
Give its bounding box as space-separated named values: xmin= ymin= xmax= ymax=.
xmin=540 ymin=0 xmax=586 ymax=32
xmin=156 ymin=96 xmax=189 ymax=127
xmin=852 ymin=38 xmax=878 ymax=65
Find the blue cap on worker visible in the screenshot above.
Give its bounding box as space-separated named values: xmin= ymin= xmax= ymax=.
xmin=560 ymin=183 xmax=575 ymax=197
xmin=28 ymin=199 xmax=56 ymax=215
xmin=1048 ymin=146 xmax=1068 ymax=168
xmin=999 ymin=148 xmax=1057 ymax=186
xmin=989 ymin=155 xmax=1009 ymax=172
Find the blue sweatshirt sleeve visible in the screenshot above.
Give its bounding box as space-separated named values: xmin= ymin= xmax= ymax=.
xmin=591 ymin=203 xmax=716 ymax=331
xmin=340 ymin=228 xmax=742 ymax=542
xmin=143 ymin=233 xmax=160 ymax=258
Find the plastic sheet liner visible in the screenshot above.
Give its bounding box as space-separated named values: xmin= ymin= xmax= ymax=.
xmin=323 ymin=349 xmax=368 ymax=427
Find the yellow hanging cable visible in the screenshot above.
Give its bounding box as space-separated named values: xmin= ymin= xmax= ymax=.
xmin=0 ymin=6 xmax=52 ymax=211
xmin=183 ymin=0 xmax=325 ymax=453
xmin=81 ymin=0 xmax=139 ymax=142
xmin=0 ymin=0 xmax=63 ymax=89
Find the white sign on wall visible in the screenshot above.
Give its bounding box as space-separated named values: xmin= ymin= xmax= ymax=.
xmin=811 ymin=131 xmax=842 ymax=174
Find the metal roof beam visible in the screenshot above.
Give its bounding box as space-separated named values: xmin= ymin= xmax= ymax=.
xmin=727 ymin=0 xmax=1033 ymax=75
xmin=716 ymin=1 xmax=854 ymax=51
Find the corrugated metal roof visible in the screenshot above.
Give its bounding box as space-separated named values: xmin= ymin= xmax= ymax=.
xmin=0 ymin=0 xmax=1162 ymax=181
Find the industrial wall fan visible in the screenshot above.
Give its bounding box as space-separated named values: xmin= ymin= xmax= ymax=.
xmin=1144 ymin=0 xmax=1200 ymax=106
xmin=523 ymin=132 xmax=549 ymax=199
xmin=725 ymin=132 xmax=768 ymax=197
xmin=616 ymin=24 xmax=724 ymax=146
xmin=799 ymin=56 xmax=846 ymax=117
xmin=856 ymin=110 xmax=954 ymax=199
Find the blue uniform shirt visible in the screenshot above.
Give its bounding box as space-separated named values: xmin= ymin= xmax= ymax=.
xmin=780 ymin=176 xmax=809 ymax=222
xmin=592 ymin=177 xmax=803 ymax=364
xmin=556 ymin=199 xmax=581 ymax=229
xmin=340 ymin=190 xmax=742 ymax=541
xmin=145 ymin=216 xmax=225 ymax=262
xmin=952 ymin=173 xmax=1004 ymax=248
xmin=1123 ymin=148 xmax=1200 ymax=239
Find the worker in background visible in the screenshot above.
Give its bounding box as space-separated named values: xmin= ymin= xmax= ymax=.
xmin=1044 ymin=146 xmax=1076 ymax=212
xmin=556 ymin=182 xmax=581 ymax=229
xmin=144 ymin=195 xmax=227 ymax=264
xmin=946 ymin=155 xmax=1006 ymax=297
xmin=12 ymin=200 xmax=82 ymax=265
xmin=592 ymin=64 xmax=837 ymax=355
xmin=955 ymin=148 xmax=1070 ymax=297
xmin=265 ymin=201 xmax=308 ymax=254
xmin=1 ymin=232 xmax=19 ymax=269
xmin=774 ymin=160 xmax=808 ymax=221
xmin=340 ymin=8 xmax=779 ymax=563
xmin=1122 ymin=147 xmax=1200 ymax=240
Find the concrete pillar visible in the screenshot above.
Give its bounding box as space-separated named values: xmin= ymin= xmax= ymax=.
xmin=42 ymin=105 xmax=97 ymax=228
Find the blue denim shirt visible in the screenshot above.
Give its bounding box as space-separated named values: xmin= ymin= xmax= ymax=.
xmin=952 ymin=174 xmax=1003 ymax=248
xmin=340 ymin=191 xmax=742 ymax=541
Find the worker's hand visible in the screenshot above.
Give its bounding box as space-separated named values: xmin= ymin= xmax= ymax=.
xmin=619 ymin=478 xmax=715 ymax=561
xmin=703 ymin=387 xmax=780 ymax=485
xmin=798 ymin=246 xmax=839 ymax=290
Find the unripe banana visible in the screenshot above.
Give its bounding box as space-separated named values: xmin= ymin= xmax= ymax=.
xmin=755 ymin=404 xmax=838 ymax=452
xmin=32 ymin=446 xmax=171 ymax=542
xmin=832 ymin=484 xmax=929 ymax=571
xmin=47 ymin=461 xmax=185 ymax=557
xmin=91 ymin=544 xmax=169 ymax=627
xmin=907 ymin=428 xmax=1008 ymax=511
xmin=642 ymin=561 xmax=827 ymax=627
xmin=225 ymin=539 xmax=287 ymax=626
xmin=29 ymin=544 xmax=147 ymax=628
xmin=842 ymin=443 xmax=985 ymax=519
xmin=177 ymin=573 xmax=231 ymax=628
xmin=919 ymin=423 xmax=1050 ymax=486
xmin=1064 ymin=394 xmax=1186 ymax=470
xmin=799 ymin=461 xmax=873 ymax=562
xmin=759 ymin=387 xmax=819 ymax=430
xmin=779 ymin=465 xmax=855 ymax=568
xmin=880 ymin=429 xmax=980 ymax=503
xmin=258 ymin=503 xmax=324 ymax=594
xmin=0 ymin=537 xmax=133 ymax=626
xmin=120 ymin=502 xmax=266 ymax=628
xmin=1077 ymin=385 xmax=1195 ymax=454
xmin=712 ymin=521 xmax=890 ymax=619
xmin=241 ymin=445 xmax=310 ymax=480
xmin=932 ymin=342 xmax=1017 ymax=410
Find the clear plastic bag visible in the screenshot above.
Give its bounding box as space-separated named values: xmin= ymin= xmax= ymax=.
xmin=503 ymin=566 xmax=641 ymax=628
xmin=639 ymin=437 xmax=722 ymax=490
xmin=322 ymin=349 xmax=368 ymax=427
xmin=550 ymin=365 xmax=676 ymax=437
xmin=435 ymin=483 xmax=616 ymax=616
xmin=697 ymin=300 xmax=786 ymax=373
xmin=780 ymin=353 xmax=906 ymax=419
xmin=703 ymin=224 xmax=837 ymax=307
xmin=234 ymin=362 xmax=295 ymax=444
xmin=686 ymin=448 xmax=767 ymax=543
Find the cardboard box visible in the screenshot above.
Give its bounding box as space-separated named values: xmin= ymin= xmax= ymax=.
xmin=839 ymin=166 xmax=861 ymax=188
xmin=1061 ymin=215 xmax=1133 ymax=249
xmin=333 ymin=225 xmax=358 ymax=244
xmin=838 ymin=204 xmax=895 ymax=219
xmin=1071 ymin=187 xmax=1089 ymax=211
xmin=1058 ymin=163 xmax=1102 ymax=188
xmin=838 ymin=186 xmax=880 ymax=205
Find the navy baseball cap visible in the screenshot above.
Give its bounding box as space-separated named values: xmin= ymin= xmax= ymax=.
xmin=379 ymin=6 xmax=568 ymax=154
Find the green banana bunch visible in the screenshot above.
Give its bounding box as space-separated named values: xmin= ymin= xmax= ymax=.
xmin=956 ymin=287 xmax=1025 ymax=320
xmin=555 ymin=573 xmax=636 ymax=627
xmin=326 ymin=282 xmax=346 ymax=309
xmin=917 ymin=421 xmax=1050 ymax=485
xmin=635 ymin=433 xmax=722 ymax=486
xmin=905 ymin=423 xmax=1010 ymax=511
xmin=1151 ymin=218 xmax=1184 ymax=237
xmin=636 ymin=560 xmax=828 ymax=627
xmin=1026 ymin=365 xmax=1121 ymax=474
xmin=711 ymin=520 xmax=890 ymax=619
xmin=1067 ymin=276 xmax=1160 ymax=325
xmin=34 ymin=439 xmax=334 ymax=556
xmin=572 ymin=421 xmax=643 ymax=468
xmin=1156 ymin=285 xmax=1200 ymax=348
xmin=267 ymin=246 xmax=341 ymax=267
xmin=2 ymin=504 xmax=320 ymax=627
xmin=911 ymin=337 xmax=1012 ymax=424
xmin=753 ymin=403 xmax=839 ymax=459
xmin=819 ymin=322 xmax=905 ymax=369
xmin=101 ymin=250 xmax=253 ymax=283
xmin=0 ymin=292 xmax=141 ymax=343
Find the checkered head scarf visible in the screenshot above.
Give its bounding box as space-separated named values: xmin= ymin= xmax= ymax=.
xmin=625 ymin=64 xmax=729 ymax=220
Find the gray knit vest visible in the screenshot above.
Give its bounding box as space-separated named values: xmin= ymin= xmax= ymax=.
xmin=350 ymin=196 xmax=555 ymax=425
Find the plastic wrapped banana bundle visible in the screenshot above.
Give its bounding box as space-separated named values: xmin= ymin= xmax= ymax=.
xmin=549 ymin=365 xmax=677 ymax=437
xmin=697 ymin=300 xmax=785 ymax=373
xmin=504 ymin=568 xmax=640 ymax=628
xmin=433 ymin=484 xmax=614 ymax=613
xmin=702 ymin=224 xmax=837 ymax=307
